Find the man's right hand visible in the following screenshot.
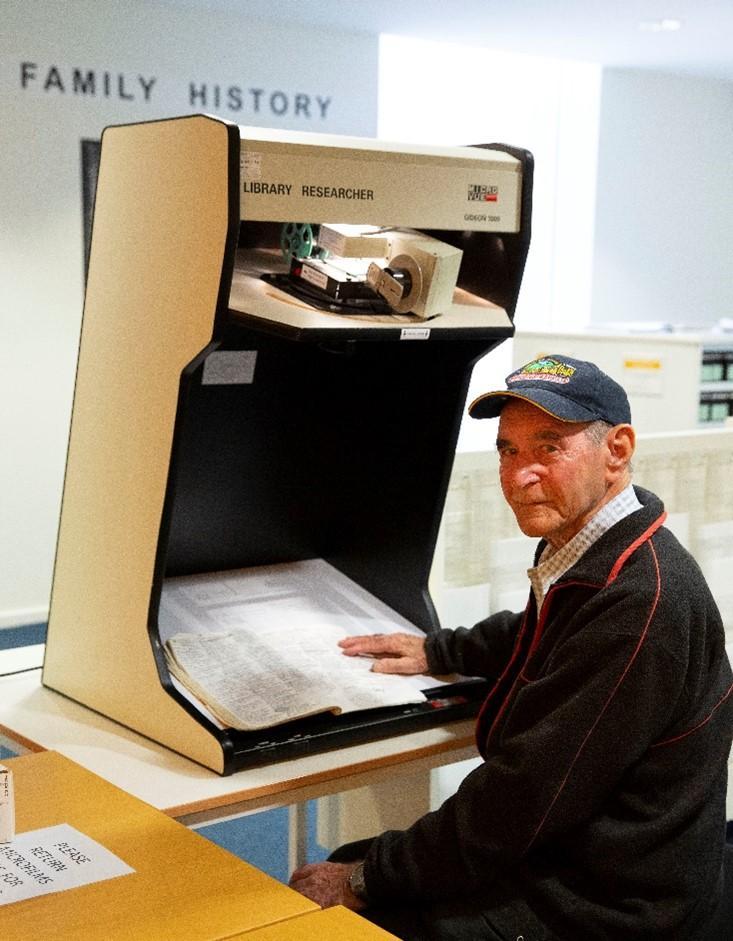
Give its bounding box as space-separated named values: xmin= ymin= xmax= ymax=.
xmin=338 ymin=633 xmax=428 ymax=675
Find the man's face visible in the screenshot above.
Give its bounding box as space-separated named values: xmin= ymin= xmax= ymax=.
xmin=496 ymin=400 xmax=612 ymax=549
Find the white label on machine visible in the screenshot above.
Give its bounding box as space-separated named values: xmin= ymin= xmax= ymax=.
xmin=299 ymin=264 xmax=329 ymax=290
xmin=241 ymin=151 xmax=262 ymax=181
xmin=202 ymin=350 xmax=258 ymax=385
xmin=400 ymin=328 xmax=431 ymax=340
xmin=0 ymin=823 xmax=134 ymax=906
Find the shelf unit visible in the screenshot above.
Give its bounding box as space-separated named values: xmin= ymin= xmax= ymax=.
xmin=700 ymin=342 xmax=733 ymax=423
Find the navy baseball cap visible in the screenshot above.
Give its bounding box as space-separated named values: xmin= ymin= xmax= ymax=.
xmin=469 ymin=354 xmax=632 ymax=425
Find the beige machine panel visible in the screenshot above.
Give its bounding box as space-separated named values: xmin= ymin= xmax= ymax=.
xmin=239 ymin=128 xmax=522 ymax=232
xmin=43 ymin=115 xmax=233 ymax=772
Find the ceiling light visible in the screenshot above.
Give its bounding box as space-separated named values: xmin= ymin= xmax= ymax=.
xmin=639 ymin=18 xmax=683 ymax=32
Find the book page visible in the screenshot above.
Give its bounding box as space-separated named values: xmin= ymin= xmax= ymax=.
xmin=158 ymin=559 xmax=449 ymax=731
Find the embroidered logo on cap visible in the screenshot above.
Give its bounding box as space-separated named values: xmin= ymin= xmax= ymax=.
xmin=508 ymin=357 xmax=576 ymax=385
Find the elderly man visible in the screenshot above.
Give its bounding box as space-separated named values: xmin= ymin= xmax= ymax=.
xmin=290 ymin=355 xmax=733 ymax=940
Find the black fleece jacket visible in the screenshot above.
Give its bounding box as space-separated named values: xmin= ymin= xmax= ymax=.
xmin=363 ymin=487 xmax=733 ymax=940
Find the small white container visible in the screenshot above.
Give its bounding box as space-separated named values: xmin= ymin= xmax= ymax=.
xmin=0 ymin=764 xmax=15 ymax=843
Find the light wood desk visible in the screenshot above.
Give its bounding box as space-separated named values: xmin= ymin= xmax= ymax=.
xmin=231 ymin=906 xmax=400 ymax=939
xmin=0 ymin=643 xmax=43 ymax=675
xmin=2 ymin=750 xmax=317 ymax=941
xmin=0 ymin=665 xmax=477 ymax=865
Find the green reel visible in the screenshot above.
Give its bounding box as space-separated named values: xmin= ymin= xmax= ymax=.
xmin=280 ymin=222 xmax=315 ymax=262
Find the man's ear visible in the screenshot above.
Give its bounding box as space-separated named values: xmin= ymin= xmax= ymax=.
xmin=606 ymin=424 xmax=635 ymax=479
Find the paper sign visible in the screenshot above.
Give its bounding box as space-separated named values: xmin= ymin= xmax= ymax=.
xmin=0 ymin=823 xmax=134 ymax=906
xmin=623 ymin=355 xmax=664 ymax=396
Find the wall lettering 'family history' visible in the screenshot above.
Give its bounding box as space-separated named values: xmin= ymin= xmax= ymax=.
xmin=18 ymin=61 xmax=333 ymax=120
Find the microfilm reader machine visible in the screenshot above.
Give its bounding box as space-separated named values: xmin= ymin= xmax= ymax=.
xmin=44 ymin=117 xmax=533 ymax=774
xmin=232 ymin=125 xmax=532 ymax=330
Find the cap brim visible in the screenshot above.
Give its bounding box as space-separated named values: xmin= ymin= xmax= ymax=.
xmin=468 ymin=388 xmax=602 ymax=422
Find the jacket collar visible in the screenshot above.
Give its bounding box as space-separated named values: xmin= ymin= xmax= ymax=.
xmin=532 ymin=486 xmax=666 ymax=586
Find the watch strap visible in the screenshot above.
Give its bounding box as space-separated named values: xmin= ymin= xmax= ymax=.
xmin=348 ymin=860 xmax=368 ymax=901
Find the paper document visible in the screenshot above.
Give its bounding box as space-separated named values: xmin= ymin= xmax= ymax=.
xmin=159 ymin=559 xmax=449 ymax=731
xmin=0 ymin=823 xmax=134 ymax=906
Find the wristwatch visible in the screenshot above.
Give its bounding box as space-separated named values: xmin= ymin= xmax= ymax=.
xmin=348 ymin=861 xmax=368 ymax=902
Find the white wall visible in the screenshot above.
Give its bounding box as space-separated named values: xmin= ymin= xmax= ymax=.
xmin=592 ymin=69 xmax=733 ymax=330
xmin=378 ymin=35 xmax=601 ymax=335
xmin=0 ymin=0 xmax=378 ymax=627
xmin=377 ymin=34 xmax=602 ymax=452
xmin=5 ymin=9 xmax=733 ymax=627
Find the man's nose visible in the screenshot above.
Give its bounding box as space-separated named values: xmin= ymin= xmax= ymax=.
xmin=512 ymin=462 xmax=542 ymax=487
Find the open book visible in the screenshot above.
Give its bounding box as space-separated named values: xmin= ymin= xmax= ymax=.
xmin=159 ymin=559 xmax=449 ymax=731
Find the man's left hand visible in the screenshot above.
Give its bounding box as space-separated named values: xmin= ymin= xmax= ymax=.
xmin=289 ymin=861 xmax=366 ymax=910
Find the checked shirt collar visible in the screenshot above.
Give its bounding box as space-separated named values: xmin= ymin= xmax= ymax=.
xmin=527 ymin=483 xmax=642 ymax=611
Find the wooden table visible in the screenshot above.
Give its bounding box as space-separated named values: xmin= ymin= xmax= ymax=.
xmin=231 ymin=906 xmax=400 ymax=939
xmin=0 ymin=661 xmax=478 ymax=867
xmin=2 ymin=750 xmax=317 ymax=941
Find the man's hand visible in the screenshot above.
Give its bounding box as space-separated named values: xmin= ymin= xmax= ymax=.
xmin=289 ymin=861 xmax=366 ymax=910
xmin=338 ymin=633 xmax=428 ymax=675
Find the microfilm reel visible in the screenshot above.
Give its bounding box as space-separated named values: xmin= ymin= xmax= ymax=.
xmin=381 ymin=254 xmax=424 ymax=313
xmin=280 ymin=222 xmax=315 ymax=261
